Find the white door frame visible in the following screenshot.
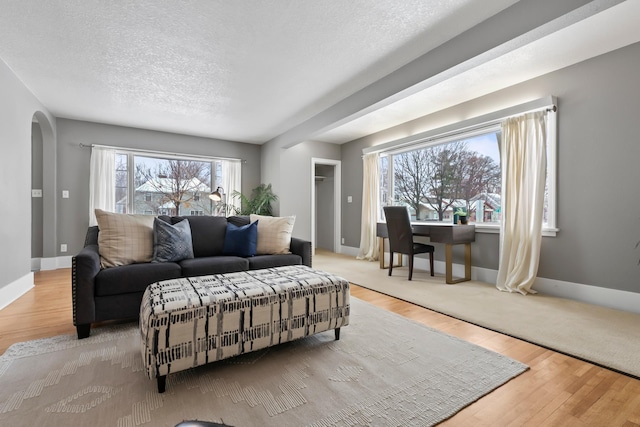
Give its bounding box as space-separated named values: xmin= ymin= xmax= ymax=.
xmin=311 ymin=158 xmax=341 ymax=254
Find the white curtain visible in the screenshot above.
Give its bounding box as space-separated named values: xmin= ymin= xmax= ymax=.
xmin=222 ymin=159 xmax=242 ymax=214
xmin=496 ymin=111 xmax=547 ymax=295
xmin=357 ymin=153 xmax=380 ymax=261
xmin=89 ymin=146 xmax=116 ymax=226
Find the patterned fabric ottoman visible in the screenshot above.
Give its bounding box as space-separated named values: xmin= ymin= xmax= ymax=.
xmin=140 ymin=265 xmax=350 ymax=392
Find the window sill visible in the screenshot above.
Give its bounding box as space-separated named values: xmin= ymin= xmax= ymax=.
xmin=473 ymin=223 xmax=558 ymax=237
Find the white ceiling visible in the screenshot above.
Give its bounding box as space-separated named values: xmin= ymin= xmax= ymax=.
xmin=1 ymin=1 xmax=639 ymax=145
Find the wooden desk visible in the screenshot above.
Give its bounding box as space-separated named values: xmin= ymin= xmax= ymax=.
xmin=377 ymin=222 xmax=475 ymax=284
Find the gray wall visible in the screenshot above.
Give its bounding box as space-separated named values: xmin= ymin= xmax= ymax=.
xmin=340 ymin=42 xmax=640 ymax=294
xmin=0 ymin=58 xmax=56 ymax=295
xmin=262 ymin=140 xmax=341 ymax=241
xmin=55 ymin=119 xmax=262 ymax=255
xmin=31 ymin=122 xmax=44 ymax=258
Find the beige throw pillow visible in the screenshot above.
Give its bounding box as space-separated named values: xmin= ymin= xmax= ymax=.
xmin=250 ymin=214 xmax=296 ymax=255
xmin=95 ymin=209 xmax=155 ymax=268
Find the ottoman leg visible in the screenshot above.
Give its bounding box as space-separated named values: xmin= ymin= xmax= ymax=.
xmin=157 ymin=375 xmax=167 ymax=393
xmin=335 ymin=327 xmax=341 ymax=340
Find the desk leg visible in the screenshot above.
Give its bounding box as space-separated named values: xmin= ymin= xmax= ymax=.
xmin=445 ymin=243 xmax=472 ymax=284
xmin=378 ymin=237 xmax=403 ymax=269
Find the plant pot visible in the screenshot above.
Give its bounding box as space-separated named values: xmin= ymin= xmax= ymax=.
xmin=459 ymin=216 xmax=468 ymax=225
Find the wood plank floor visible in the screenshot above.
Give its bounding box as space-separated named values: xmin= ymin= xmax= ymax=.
xmin=1 ymin=269 xmax=639 ymax=426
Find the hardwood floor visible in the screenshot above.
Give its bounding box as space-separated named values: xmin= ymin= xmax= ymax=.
xmin=2 ymin=269 xmax=639 ymax=426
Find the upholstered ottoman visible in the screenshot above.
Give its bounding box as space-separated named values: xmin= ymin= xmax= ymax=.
xmin=140 ymin=265 xmax=350 ymax=392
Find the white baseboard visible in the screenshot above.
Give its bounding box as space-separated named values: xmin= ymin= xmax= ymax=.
xmin=39 ymin=256 xmax=73 ymax=271
xmin=338 ymin=245 xmax=360 ymax=257
xmin=342 ymin=246 xmax=640 ymax=314
xmin=532 ymin=276 xmax=640 ymax=314
xmin=0 ymin=273 xmax=34 ymax=311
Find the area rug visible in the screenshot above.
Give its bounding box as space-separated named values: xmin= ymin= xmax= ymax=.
xmin=0 ymin=298 xmax=527 ymax=427
xmin=313 ymin=251 xmax=640 ymax=378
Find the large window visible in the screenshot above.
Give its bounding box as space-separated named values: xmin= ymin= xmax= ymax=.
xmin=114 ymin=151 xmax=231 ymax=216
xmin=380 ymin=113 xmax=556 ymax=233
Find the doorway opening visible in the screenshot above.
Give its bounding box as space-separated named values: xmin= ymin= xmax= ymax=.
xmin=311 ymin=158 xmax=341 ymax=255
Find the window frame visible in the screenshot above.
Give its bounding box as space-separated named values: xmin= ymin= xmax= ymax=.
xmin=370 ymin=97 xmax=558 ymax=236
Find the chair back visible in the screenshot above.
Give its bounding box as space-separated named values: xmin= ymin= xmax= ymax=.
xmin=383 ymin=206 xmax=414 ymax=254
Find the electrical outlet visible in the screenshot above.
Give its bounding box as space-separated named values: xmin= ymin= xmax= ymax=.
xmin=341 ymin=238 xmax=345 ymax=244
xmin=347 ymin=196 xmax=353 ymax=203
xmin=62 ymin=190 xmax=69 ymax=199
xmin=60 ymin=244 xmax=67 ymax=253
xmin=31 ymin=189 xmax=43 ymax=197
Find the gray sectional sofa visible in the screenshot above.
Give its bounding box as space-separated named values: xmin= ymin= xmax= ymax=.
xmin=72 ymin=215 xmax=311 ymax=339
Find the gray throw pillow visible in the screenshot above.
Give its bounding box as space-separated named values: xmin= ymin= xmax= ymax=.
xmin=153 ymin=217 xmax=194 ymax=263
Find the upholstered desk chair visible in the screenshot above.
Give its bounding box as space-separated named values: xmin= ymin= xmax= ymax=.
xmin=383 ymin=206 xmax=435 ymax=280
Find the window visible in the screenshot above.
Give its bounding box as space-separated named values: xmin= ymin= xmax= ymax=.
xmin=113 ymin=150 xmax=240 ymax=217
xmin=382 ymin=128 xmax=502 ymax=225
xmin=378 ymin=101 xmax=557 ymax=234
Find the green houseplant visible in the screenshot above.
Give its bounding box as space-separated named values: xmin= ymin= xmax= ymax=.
xmin=227 ymin=183 xmax=278 ymax=216
xmin=454 ymin=208 xmax=468 ymax=224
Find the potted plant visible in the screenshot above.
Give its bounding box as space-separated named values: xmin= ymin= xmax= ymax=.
xmin=454 ymin=208 xmax=469 ymax=224
xmin=226 ymin=183 xmax=278 ymax=216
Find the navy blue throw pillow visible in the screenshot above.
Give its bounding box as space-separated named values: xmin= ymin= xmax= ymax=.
xmin=223 ymin=221 xmax=258 ymax=257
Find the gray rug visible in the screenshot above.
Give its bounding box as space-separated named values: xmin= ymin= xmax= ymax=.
xmin=0 ymin=298 xmax=527 ymax=427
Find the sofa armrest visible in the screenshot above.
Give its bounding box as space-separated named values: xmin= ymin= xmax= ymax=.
xmin=290 ymin=237 xmax=312 ymax=267
xmin=72 ymin=243 xmax=101 ymax=329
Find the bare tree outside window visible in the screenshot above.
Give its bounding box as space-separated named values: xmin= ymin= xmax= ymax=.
xmin=422 ymin=142 xmax=468 ymax=220
xmin=393 ymin=150 xmax=430 ymax=219
xmin=389 ymin=133 xmax=501 ymax=222
xmin=135 ymin=157 xmax=212 ymax=216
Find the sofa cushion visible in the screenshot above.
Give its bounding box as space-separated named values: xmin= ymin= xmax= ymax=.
xmin=227 ymin=215 xmax=250 ymax=227
xmin=153 ymin=217 xmax=194 ymax=263
xmin=248 ymin=254 xmax=302 ymax=270
xmin=95 ymin=262 xmax=182 ymax=297
xmin=179 ymin=256 xmax=249 ymax=277
xmin=250 ymin=214 xmax=296 ymax=255
xmin=222 ymin=221 xmax=258 ymax=257
xmin=169 ymin=215 xmax=228 ymax=257
xmin=95 ymin=209 xmax=155 ymax=268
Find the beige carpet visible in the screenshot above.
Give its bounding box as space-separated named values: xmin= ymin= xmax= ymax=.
xmin=314 ymin=250 xmax=640 ymax=378
xmin=0 ymin=298 xmax=526 ymax=427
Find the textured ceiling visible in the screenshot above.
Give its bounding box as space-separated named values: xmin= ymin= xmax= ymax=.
xmin=0 ymin=1 xmax=638 ymax=145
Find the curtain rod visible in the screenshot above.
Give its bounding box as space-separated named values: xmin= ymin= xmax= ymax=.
xmin=79 ymin=143 xmax=246 ymax=164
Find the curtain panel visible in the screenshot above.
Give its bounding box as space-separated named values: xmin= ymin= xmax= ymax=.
xmin=357 ymin=153 xmax=380 ymax=261
xmin=496 ymin=111 xmax=547 ymax=295
xmin=88 ymin=146 xmax=116 ymax=226
xmin=222 ymin=159 xmax=242 ymax=215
